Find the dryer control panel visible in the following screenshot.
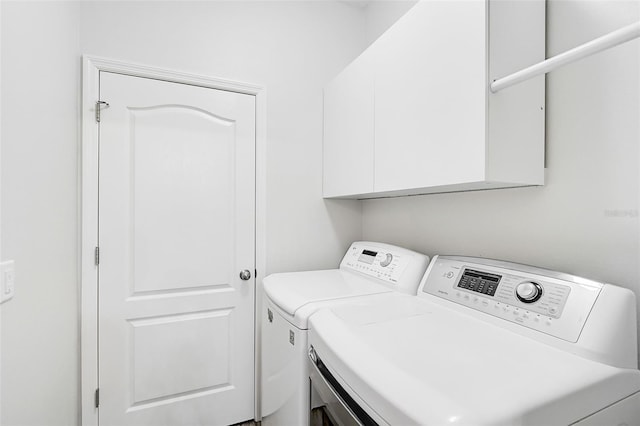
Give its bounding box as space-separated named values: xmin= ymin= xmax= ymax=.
xmin=340 ymin=242 xmax=430 ymax=294
xmin=420 ymin=256 xmax=602 ymax=342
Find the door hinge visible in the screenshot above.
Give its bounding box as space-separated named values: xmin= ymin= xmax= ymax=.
xmin=94 ymin=388 xmax=100 ymax=408
xmin=94 ymin=247 xmax=100 ymax=266
xmin=95 ymin=100 xmax=109 ymax=123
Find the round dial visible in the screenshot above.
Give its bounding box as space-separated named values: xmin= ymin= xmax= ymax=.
xmin=516 ymin=281 xmax=543 ymax=303
xmin=380 ymin=253 xmax=393 ymax=267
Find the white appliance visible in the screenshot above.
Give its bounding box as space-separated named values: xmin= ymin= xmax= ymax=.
xmin=260 ymin=242 xmax=430 ymax=426
xmin=308 ymin=255 xmax=640 ymax=425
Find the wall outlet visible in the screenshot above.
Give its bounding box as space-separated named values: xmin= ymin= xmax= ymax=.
xmin=0 ymin=260 xmax=15 ymax=303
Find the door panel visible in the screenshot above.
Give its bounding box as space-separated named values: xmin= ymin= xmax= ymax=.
xmin=130 ymin=106 xmax=234 ymax=293
xmin=98 ymin=71 xmax=255 ymax=426
xmin=129 ymin=310 xmax=232 ymax=403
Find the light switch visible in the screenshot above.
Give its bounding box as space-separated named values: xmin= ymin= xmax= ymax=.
xmin=1 ymin=260 xmax=15 ymax=303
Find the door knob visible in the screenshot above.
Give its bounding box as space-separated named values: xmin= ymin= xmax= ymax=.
xmin=239 ymin=269 xmax=252 ymax=281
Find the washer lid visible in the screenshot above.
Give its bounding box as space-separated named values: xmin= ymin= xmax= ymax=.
xmin=308 ymin=293 xmax=640 ymax=426
xmin=263 ymin=269 xmax=390 ymax=318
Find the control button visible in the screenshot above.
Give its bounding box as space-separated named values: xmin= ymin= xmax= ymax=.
xmin=534 ymin=316 xmax=540 ymax=323
xmin=548 ymin=307 xmax=557 ymax=315
xmin=515 ymin=282 xmax=543 ymax=304
xmin=481 ymin=300 xmax=489 ymax=307
xmin=456 ymin=292 xmax=461 ymax=298
xmin=463 ymin=294 xmax=470 ymax=300
xmin=546 ymin=319 xmax=553 ymax=326
xmin=445 ymin=271 xmax=454 ymax=279
xmin=473 ymin=297 xmax=479 ymax=303
xmin=380 ymin=253 xmax=393 ymax=267
xmin=513 ymin=310 xmax=519 ymax=316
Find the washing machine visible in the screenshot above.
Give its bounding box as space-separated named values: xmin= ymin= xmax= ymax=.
xmin=260 ymin=241 xmax=429 ymax=426
xmin=308 ymin=255 xmax=640 ymax=425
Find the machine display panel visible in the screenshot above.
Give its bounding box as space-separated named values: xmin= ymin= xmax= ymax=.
xmin=457 ymin=269 xmax=502 ymax=296
xmin=358 ymin=250 xmax=378 ymax=265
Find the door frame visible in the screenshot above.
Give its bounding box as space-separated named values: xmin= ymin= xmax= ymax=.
xmin=80 ymin=55 xmax=267 ymax=426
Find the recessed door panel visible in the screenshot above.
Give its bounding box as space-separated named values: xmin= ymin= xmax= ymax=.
xmin=129 ymin=310 xmax=231 ymax=404
xmin=129 ymin=106 xmax=234 ymax=294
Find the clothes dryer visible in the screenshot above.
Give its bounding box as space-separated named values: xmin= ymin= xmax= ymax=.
xmin=260 ymin=241 xmax=429 ymax=426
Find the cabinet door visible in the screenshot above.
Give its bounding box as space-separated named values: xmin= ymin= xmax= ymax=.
xmin=374 ymin=1 xmax=488 ymax=192
xmin=323 ymin=50 xmax=375 ymax=198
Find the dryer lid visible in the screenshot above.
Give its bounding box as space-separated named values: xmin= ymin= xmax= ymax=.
xmin=263 ymin=269 xmax=391 ymax=318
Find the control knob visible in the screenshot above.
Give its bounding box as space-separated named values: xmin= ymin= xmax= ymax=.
xmin=515 ymin=281 xmax=543 ymax=303
xmin=380 ymin=253 xmax=393 ymax=267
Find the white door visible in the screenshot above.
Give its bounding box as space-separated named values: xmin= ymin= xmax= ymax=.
xmin=98 ymin=71 xmax=256 ymax=426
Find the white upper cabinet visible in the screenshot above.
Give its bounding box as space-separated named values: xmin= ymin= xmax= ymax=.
xmin=323 ymin=49 xmax=376 ymax=198
xmin=323 ymin=0 xmax=545 ymax=199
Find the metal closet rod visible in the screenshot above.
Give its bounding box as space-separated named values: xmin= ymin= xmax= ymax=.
xmin=490 ymin=21 xmax=640 ymax=93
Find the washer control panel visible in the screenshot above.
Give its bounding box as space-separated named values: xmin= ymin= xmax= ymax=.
xmin=342 ymin=243 xmax=412 ymax=286
xmin=458 ymin=268 xmax=571 ymax=319
xmin=420 ymin=256 xmax=602 ymax=342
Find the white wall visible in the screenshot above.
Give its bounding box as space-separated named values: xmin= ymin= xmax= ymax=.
xmin=1 ymin=2 xmax=366 ymax=425
xmin=362 ymin=0 xmax=640 ymax=361
xmin=1 ymin=2 xmax=81 ymax=426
